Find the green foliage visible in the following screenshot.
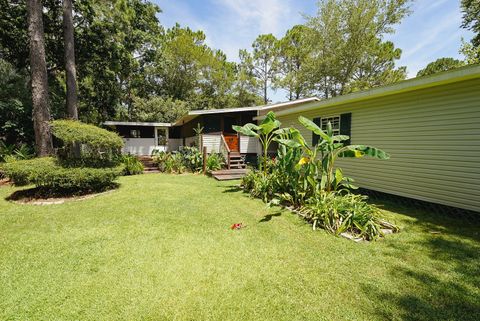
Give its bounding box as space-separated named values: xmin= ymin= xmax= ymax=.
xmin=277 ymin=116 xmax=389 ymax=193
xmin=460 ymin=39 xmax=480 ymax=65
xmin=121 ymin=154 xmax=144 ymax=175
xmin=1 ymin=157 xmax=123 ymax=193
xmin=178 ymin=147 xmax=203 ymax=172
xmin=239 ymin=111 xmax=394 ymax=240
xmin=304 ymin=0 xmax=410 ymax=98
xmin=0 ymin=141 xmax=34 ymax=163
xmin=51 ymin=120 xmax=124 ymax=167
xmin=0 ymin=59 xmax=33 ymax=146
xmin=417 ymin=58 xmax=465 ymax=77
xmin=127 ymin=96 xmax=190 ymax=123
xmin=299 ymin=192 xmax=399 ymax=240
xmin=461 ymin=0 xmax=480 ymax=47
xmin=239 ymin=34 xmax=280 ymax=103
xmin=51 ymin=120 xmax=123 ymax=149
xmin=233 ymin=111 xmax=282 ymax=172
xmin=274 ymin=25 xmax=313 ymax=100
xmin=152 ymin=152 xmax=186 ymax=174
xmin=206 ymin=153 xmax=224 ymax=172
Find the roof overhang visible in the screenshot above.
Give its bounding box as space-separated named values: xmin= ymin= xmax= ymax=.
xmin=104 ymin=121 xmax=172 ymax=127
xmin=256 ymin=64 xmax=480 ymax=119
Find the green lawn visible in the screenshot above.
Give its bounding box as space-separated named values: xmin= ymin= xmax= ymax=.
xmin=0 ymin=174 xmax=479 ymax=321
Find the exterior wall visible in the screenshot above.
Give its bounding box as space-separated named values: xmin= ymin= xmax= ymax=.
xmin=276 ymin=78 xmax=480 ymax=212
xmin=123 ymin=138 xmax=157 ymax=155
xmin=201 ymin=134 xmax=221 ymax=153
xmin=184 ymin=136 xmax=197 ymax=148
xmin=168 ymin=138 xmax=182 ymax=151
xmin=240 ymin=135 xmax=258 ymax=154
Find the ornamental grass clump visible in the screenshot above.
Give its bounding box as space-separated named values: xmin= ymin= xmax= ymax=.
xmin=299 ymin=193 xmax=399 ymax=241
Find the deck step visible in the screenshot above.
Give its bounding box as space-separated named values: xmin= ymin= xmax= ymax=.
xmin=137 ymin=156 xmax=159 ymax=174
xmin=211 ymin=168 xmax=248 ymax=180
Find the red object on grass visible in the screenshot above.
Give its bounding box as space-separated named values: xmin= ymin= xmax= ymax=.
xmin=230 ymin=223 xmax=245 ymax=230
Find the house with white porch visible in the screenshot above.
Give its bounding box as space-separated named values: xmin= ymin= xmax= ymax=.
xmin=104 ymin=97 xmax=320 ymax=167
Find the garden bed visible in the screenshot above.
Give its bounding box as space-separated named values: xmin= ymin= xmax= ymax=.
xmin=5 ymin=186 xmax=117 ymax=205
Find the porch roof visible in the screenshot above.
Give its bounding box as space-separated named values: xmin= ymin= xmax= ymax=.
xmin=104 ymin=121 xmax=172 ymax=127
xmin=172 ymin=97 xmax=321 ymax=126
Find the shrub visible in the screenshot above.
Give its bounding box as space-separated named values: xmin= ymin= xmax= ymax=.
xmin=298 ymin=193 xmax=399 ymax=241
xmin=121 ymin=154 xmax=144 ymax=175
xmin=1 ymin=157 xmax=123 ymax=194
xmin=206 ymin=153 xmax=224 ymax=172
xmin=51 ymin=120 xmax=123 ymax=167
xmin=152 ymin=152 xmax=185 ymax=173
xmin=178 ymin=146 xmax=203 ymax=172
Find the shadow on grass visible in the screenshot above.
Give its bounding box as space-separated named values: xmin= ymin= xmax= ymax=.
xmin=361 ymin=199 xmax=480 ymax=320
xmin=259 ymin=212 xmax=282 ymax=223
xmin=6 ymin=184 xmax=119 ymax=204
xmin=221 ymin=185 xmax=243 ymax=193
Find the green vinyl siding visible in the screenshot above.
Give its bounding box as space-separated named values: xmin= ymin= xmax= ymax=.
xmin=277 ymin=78 xmax=480 ymax=212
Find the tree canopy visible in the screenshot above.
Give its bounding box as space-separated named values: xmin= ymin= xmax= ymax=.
xmin=416 ymin=58 xmax=465 ymax=77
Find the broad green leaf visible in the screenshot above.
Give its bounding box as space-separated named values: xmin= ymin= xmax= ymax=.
xmin=276 ymin=138 xmax=302 ymax=149
xmin=332 ymin=135 xmax=350 ymax=142
xmin=298 ymin=116 xmax=331 ymax=142
xmin=260 ymin=111 xmax=281 ymax=135
xmin=232 ymin=124 xmax=259 ymax=138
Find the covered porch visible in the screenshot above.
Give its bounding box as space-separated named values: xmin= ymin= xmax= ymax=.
xmin=104 ymin=121 xmax=173 ymax=156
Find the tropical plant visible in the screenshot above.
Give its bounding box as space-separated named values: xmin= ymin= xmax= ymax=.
xmin=233 ymin=111 xmax=282 ymax=172
xmin=193 ymin=123 xmax=204 ymax=148
xmin=277 ymin=116 xmax=390 ymax=193
xmin=152 ymin=151 xmax=186 ymax=174
xmin=299 ymin=192 xmax=399 ymax=240
xmin=178 ymin=146 xmax=203 ymax=172
xmin=0 ymin=141 xmax=34 ymax=163
xmin=121 ymin=154 xmax=144 ymax=175
xmin=206 ymin=153 xmax=224 ymax=172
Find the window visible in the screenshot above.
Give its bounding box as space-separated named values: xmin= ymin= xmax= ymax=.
xmin=130 ymin=129 xmax=141 ymax=138
xmin=157 ymin=128 xmax=167 ymax=145
xmin=321 ymin=116 xmax=340 ymax=135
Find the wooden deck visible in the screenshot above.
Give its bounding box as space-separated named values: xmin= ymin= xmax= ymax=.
xmin=211 ymin=168 xmax=248 ymax=181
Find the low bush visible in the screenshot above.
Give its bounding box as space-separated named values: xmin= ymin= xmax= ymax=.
xmin=1 ymin=157 xmax=123 ymax=194
xmin=206 ymin=153 xmax=224 ymax=172
xmin=178 ymin=147 xmax=203 ymax=172
xmin=121 ymin=154 xmax=144 ymax=175
xmin=152 ymin=147 xmax=223 ymax=174
xmin=153 ymin=152 xmax=186 ymax=173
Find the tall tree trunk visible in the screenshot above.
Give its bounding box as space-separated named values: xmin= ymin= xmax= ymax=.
xmin=263 ymin=79 xmax=268 ymax=104
xmin=63 ymin=0 xmax=78 ymax=119
xmin=27 ymin=0 xmax=53 ymax=156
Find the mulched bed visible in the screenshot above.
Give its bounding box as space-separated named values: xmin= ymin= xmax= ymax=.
xmin=5 ymin=187 xmax=117 ymax=205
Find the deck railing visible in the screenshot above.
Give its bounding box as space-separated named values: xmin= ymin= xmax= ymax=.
xmin=219 ymin=134 xmax=231 ymax=169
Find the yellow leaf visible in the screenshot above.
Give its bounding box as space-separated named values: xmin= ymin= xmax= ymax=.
xmin=354 ymin=150 xmax=364 ymax=158
xmin=298 ymin=157 xmax=310 ymax=165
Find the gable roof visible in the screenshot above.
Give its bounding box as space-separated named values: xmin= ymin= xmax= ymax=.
xmin=257 ymin=64 xmax=480 ymax=119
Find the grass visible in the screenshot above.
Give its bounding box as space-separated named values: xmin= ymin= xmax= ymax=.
xmin=0 ymin=174 xmax=479 ymax=320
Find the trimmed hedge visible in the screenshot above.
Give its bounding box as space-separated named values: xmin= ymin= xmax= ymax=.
xmin=51 ymin=120 xmax=123 ymax=149
xmin=1 ymin=157 xmax=123 ymax=194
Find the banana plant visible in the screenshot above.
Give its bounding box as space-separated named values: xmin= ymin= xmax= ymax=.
xmin=276 ymin=116 xmax=390 ymax=193
xmin=233 ymin=111 xmax=282 ymax=172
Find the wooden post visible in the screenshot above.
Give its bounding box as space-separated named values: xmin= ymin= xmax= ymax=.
xmin=227 ymin=151 xmax=231 ymax=170
xmin=203 ymin=146 xmax=207 ymax=175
